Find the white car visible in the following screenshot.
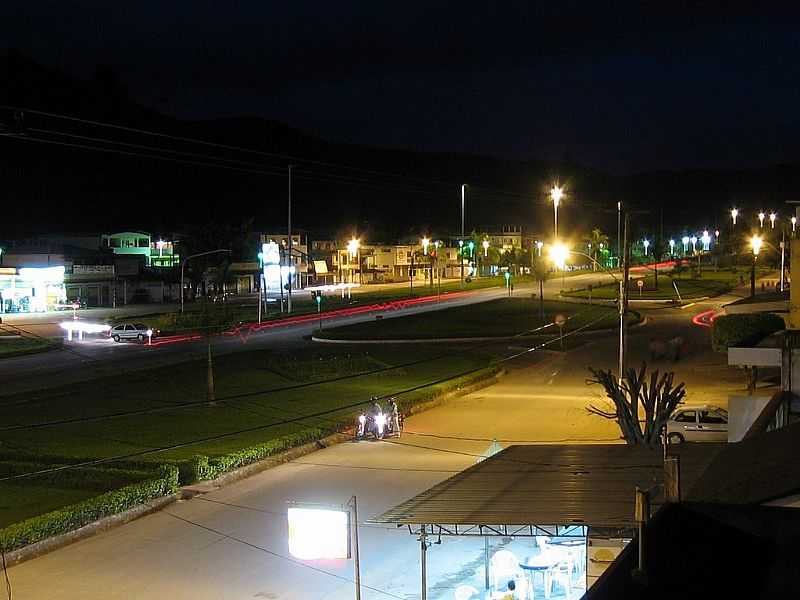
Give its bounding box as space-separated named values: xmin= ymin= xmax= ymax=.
xmin=109 ymin=322 xmax=154 ymax=342
xmin=666 ymin=405 xmax=728 ymax=443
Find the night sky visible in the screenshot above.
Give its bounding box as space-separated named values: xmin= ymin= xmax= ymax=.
xmin=4 ymin=2 xmax=800 ymax=174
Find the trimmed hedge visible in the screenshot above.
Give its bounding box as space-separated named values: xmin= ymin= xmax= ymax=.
xmin=712 ymin=312 xmax=786 ymax=353
xmin=0 ymin=465 xmax=179 ymax=553
xmin=0 ymin=462 xmax=152 ymax=492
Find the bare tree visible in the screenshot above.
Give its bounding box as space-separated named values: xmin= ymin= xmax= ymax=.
xmin=588 ymin=364 xmax=686 ymax=445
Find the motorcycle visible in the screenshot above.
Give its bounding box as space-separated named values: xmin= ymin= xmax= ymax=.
xmin=356 ymin=411 xmax=387 ymax=440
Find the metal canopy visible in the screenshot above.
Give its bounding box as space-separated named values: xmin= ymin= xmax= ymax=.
xmin=372 ymin=444 xmax=722 ymax=532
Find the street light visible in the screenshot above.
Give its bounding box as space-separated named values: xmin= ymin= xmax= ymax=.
xmin=758 ymin=211 xmax=765 ymax=228
xmin=770 ymin=212 xmax=777 ymax=229
xmin=550 ymin=184 xmax=564 ymax=239
xmin=669 ymin=239 xmax=675 ymax=255
xmin=750 ymin=235 xmax=763 ymax=297
xmin=548 ymin=241 xmax=569 ymax=269
xmin=731 ymin=208 xmax=739 ymax=226
xmin=421 ymin=237 xmax=430 ymax=255
xmin=681 ymin=236 xmax=690 ymax=254
xmin=536 ymin=240 xmax=543 ymax=257
xmin=482 ymin=239 xmax=489 ymax=257
xmin=642 ymin=239 xmax=650 ymax=256
xmin=701 ymin=230 xmax=711 ymax=251
xmin=792 ymin=216 xmax=797 ymax=235
xmin=690 ymin=236 xmax=697 ymax=254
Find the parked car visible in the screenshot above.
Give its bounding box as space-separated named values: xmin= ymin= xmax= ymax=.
xmin=666 ymin=405 xmax=728 ymax=443
xmin=109 ymin=322 xmax=155 ymax=342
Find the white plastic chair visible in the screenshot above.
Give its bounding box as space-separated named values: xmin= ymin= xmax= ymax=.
xmin=490 ymin=549 xmax=523 ymax=593
xmin=454 ymin=584 xmax=479 ymax=600
xmin=547 ymin=561 xmax=573 ymax=600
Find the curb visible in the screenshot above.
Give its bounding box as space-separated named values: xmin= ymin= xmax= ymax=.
xmin=2 ymin=492 xmax=179 ymax=567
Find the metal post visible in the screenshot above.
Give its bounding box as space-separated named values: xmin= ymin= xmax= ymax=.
xmin=780 ymin=235 xmax=786 ymax=292
xmin=751 ymin=254 xmax=757 ymax=298
xmin=257 ymin=273 xmax=263 ymax=324
xmin=351 ymin=496 xmax=362 ymax=600
xmin=484 ymin=537 xmax=490 ymax=591
xmin=420 ymin=526 xmax=428 ymax=600
xmin=206 ymin=339 xmax=215 ymax=404
xmin=410 ymin=252 xmax=414 ymax=297
xmin=617 ymin=201 xmax=622 ymax=268
xmin=287 ymin=165 xmax=293 ymax=314
xmin=461 ymin=184 xmax=466 ymax=287
xmin=619 ymin=212 xmax=629 ymax=381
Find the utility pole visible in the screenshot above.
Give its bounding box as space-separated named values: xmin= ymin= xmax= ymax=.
xmin=461 ymin=184 xmax=467 ymax=287
xmin=287 ymin=165 xmax=293 ymax=314
xmin=619 ymin=211 xmax=630 ymax=381
xmin=617 ymin=201 xmax=622 ymax=269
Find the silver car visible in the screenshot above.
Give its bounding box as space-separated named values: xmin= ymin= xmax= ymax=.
xmin=109 ymin=322 xmax=154 ymax=342
xmin=666 ymin=405 xmax=728 ymax=443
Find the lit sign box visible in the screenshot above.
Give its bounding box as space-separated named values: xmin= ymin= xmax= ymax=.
xmin=287 ymin=507 xmax=350 ymax=560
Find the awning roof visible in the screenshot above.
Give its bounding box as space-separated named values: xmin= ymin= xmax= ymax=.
xmin=371 ymin=444 xmax=722 ymax=530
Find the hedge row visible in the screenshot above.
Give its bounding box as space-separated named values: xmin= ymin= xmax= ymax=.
xmin=0 ymin=462 xmax=153 ymax=491
xmin=0 ymin=465 xmax=179 ymax=553
xmin=711 ymin=312 xmax=786 ymax=353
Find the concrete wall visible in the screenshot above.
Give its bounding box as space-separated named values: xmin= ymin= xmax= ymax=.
xmin=728 ymin=395 xmax=772 ymax=442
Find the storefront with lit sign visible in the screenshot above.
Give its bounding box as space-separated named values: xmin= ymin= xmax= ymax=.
xmin=0 ymin=266 xmax=67 ymax=313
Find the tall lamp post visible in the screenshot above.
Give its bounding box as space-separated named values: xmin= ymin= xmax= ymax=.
xmin=758 ymin=212 xmax=765 ymax=229
xmin=550 ymin=184 xmax=564 ymax=239
xmin=770 ymin=212 xmax=777 ymax=230
xmin=792 ymin=216 xmax=797 ymax=236
xmin=681 ymin=236 xmax=690 ymax=254
xmin=669 ymin=239 xmax=675 ymax=256
xmin=180 ymin=249 xmax=232 ymax=314
xmin=750 ymin=235 xmax=763 ymax=298
xmin=731 ymin=208 xmax=738 ymax=226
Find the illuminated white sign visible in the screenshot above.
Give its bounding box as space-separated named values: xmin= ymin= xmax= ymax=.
xmin=287 ymin=507 xmax=350 ymax=560
xmin=19 ymin=266 xmax=65 ymax=283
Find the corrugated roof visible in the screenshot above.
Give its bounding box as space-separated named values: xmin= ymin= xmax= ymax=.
xmin=687 ymin=419 xmax=800 ymax=504
xmin=372 ymin=443 xmax=722 ymax=529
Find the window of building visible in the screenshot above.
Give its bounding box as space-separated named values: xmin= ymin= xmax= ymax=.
xmin=138 ymin=238 xmax=149 ymax=247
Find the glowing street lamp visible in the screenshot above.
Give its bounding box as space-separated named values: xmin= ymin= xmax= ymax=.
xmin=642 ymin=239 xmax=650 ymax=256
xmin=715 ymin=229 xmax=720 ymax=241
xmin=669 ymin=239 xmax=675 ymax=255
xmin=792 ymin=216 xmax=797 ymax=235
xmin=690 ymin=236 xmax=698 ymax=254
xmin=751 ymin=235 xmax=763 ymax=256
xmin=421 ymin=236 xmax=430 ymax=255
xmin=536 ymin=240 xmax=544 ymax=257
xmin=731 ymin=208 xmax=738 ymax=226
xmin=701 ymin=230 xmax=711 ymax=251
xmin=156 ymin=239 xmax=165 ymax=258
xmin=758 ymin=212 xmax=765 ymax=228
xmin=550 ymin=184 xmax=564 ymax=239
xmin=482 ymin=239 xmax=489 ymax=257
xmin=548 ymin=241 xmax=569 ymax=270
xmin=770 ymin=212 xmax=777 ymax=229
xmin=347 ymin=238 xmax=360 ymax=257
xmin=681 ymin=236 xmax=690 ymax=253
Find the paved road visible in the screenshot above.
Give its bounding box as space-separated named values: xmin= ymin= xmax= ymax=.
xmin=0 ymin=270 xmax=623 ymax=396
xmin=4 ymin=292 xmax=754 ymax=600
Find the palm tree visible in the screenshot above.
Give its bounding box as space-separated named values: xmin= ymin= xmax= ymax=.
xmin=584 ymin=228 xmax=610 ymax=271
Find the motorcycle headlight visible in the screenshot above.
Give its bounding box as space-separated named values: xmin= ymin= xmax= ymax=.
xmin=358 ymin=415 xmax=366 ymax=424
xmin=376 ymin=414 xmax=386 ymax=426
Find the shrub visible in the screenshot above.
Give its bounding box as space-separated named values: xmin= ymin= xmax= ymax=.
xmin=0 ymin=465 xmax=179 ymax=553
xmin=712 ymin=312 xmax=786 ymax=353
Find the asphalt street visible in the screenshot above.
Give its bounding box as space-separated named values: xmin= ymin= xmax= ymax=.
xmin=0 ymin=270 xmax=624 ymax=396
xmin=2 ymin=283 xmax=756 ymax=600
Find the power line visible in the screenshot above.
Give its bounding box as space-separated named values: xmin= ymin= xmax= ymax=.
xmin=3 ymin=105 xmax=557 ymax=205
